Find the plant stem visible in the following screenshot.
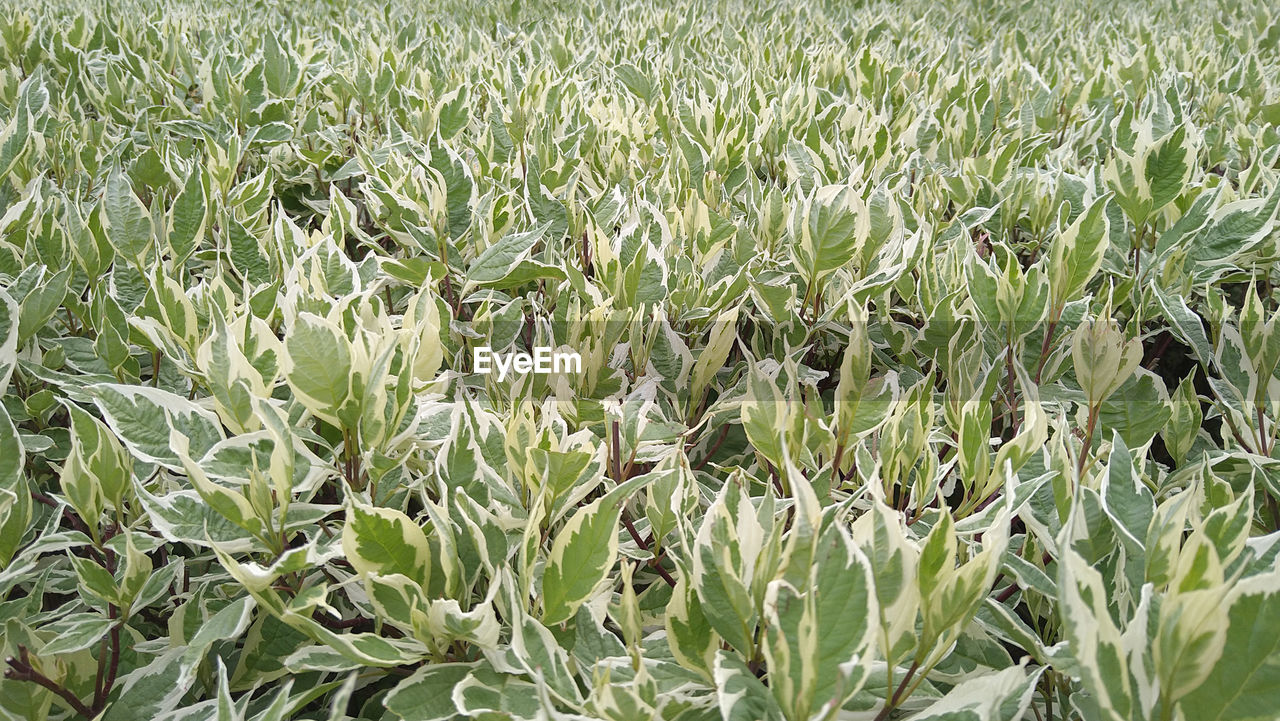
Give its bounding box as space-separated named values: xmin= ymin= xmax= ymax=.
xmin=1132 ymin=223 xmax=1147 ymax=286
xmin=611 ymin=419 xmax=622 ymax=482
xmin=92 ymin=632 xmax=109 ymax=708
xmin=342 ymin=429 xmax=363 ymax=492
xmin=620 ymin=511 xmax=676 ymax=587
xmin=101 ymin=607 xmax=121 ymax=711
xmin=874 ymin=659 xmax=921 ymax=721
xmin=1077 ymin=401 xmax=1099 ymax=477
xmin=1256 ymin=403 xmax=1270 ymax=457
xmin=5 ymin=647 xmax=95 ymax=718
xmin=766 ymin=461 xmax=784 ymax=497
xmin=1034 ymin=309 xmax=1061 ymax=384
xmin=1005 ymin=337 xmax=1020 ymax=433
xmin=693 ymin=425 xmax=731 ymax=471
xmin=994 ymin=581 xmax=1021 ymax=603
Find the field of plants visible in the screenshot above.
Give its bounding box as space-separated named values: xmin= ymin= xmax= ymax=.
xmin=2 ymin=0 xmax=1280 ymax=718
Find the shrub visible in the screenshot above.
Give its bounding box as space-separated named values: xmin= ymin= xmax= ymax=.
xmin=2 ymin=0 xmax=1280 ymax=719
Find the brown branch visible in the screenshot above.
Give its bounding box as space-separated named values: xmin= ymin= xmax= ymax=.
xmin=6 ymin=647 xmax=95 ymax=718
xmin=874 ymin=659 xmax=921 ymax=721
xmin=101 ymin=609 xmax=121 ymax=710
xmin=620 ymin=512 xmax=677 ymax=587
xmin=1076 ymin=402 xmax=1099 ymax=477
xmin=611 ymin=420 xmax=622 ymax=482
xmin=30 ymin=492 xmax=92 ymax=538
xmin=994 ymin=582 xmax=1021 ymax=604
xmin=693 ymin=425 xmax=731 ymax=471
xmin=313 ymin=610 xmax=373 ymax=632
xmin=1034 ymin=314 xmax=1061 ymax=384
xmin=766 ymin=462 xmax=784 ymax=497
xmin=92 ymin=630 xmax=109 ymax=709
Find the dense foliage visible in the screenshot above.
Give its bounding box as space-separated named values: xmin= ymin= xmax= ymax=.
xmin=3 ymin=0 xmax=1280 ymax=719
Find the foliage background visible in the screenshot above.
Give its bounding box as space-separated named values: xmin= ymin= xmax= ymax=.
xmin=2 ymin=0 xmax=1280 ymax=719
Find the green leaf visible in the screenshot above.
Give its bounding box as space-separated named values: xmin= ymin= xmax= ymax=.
xmin=0 ymin=97 xmax=31 ymax=177
xmin=282 ymin=313 xmax=353 ymax=427
xmin=169 ymin=168 xmax=208 ymax=264
xmin=102 ymin=649 xmax=189 ymax=721
xmin=763 ymin=477 xmax=879 ymax=719
xmin=692 ymin=482 xmax=771 ymax=656
xmin=342 ymin=501 xmax=431 ymax=582
xmin=68 ymin=553 xmax=119 ymax=605
xmin=665 ymin=572 xmax=718 ymax=679
xmin=1100 ymin=433 xmax=1155 ymax=553
xmin=64 ymin=401 xmax=132 ymax=509
xmin=1178 ymin=566 xmax=1280 ymax=721
xmin=467 ymin=223 xmax=550 ymax=285
xmin=713 ymin=650 xmax=784 ymax=721
xmin=789 ymin=184 xmax=869 ymax=286
xmin=540 ymin=494 xmax=622 ymax=626
xmin=1153 ymin=288 xmax=1213 ymax=366
xmin=40 ymin=613 xmax=115 ymax=655
xmin=429 ymin=144 xmax=474 ymax=239
xmin=103 ymin=166 xmax=154 ymax=263
xmin=1096 ymin=371 xmax=1171 ymax=448
xmin=1050 ymin=196 xmax=1112 ymax=305
xmin=1058 ymin=542 xmax=1138 ymax=721
xmin=385 ymin=663 xmax=478 ymax=721
xmin=0 ymin=289 xmax=16 ymax=393
xmin=0 ymin=402 xmax=30 ymax=566
xmin=902 ymin=663 xmax=1044 ymax=721
xmin=1144 ymin=125 xmax=1194 ymax=215
xmin=87 ymin=383 xmax=226 ymax=470
xmin=17 ymin=266 xmax=70 ymax=344
xmin=0 ymin=73 xmax=44 ymax=176
xmin=179 ymin=597 xmax=256 ymax=686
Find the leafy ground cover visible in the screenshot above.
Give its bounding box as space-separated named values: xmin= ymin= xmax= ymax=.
xmin=3 ymin=0 xmax=1280 ymax=719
